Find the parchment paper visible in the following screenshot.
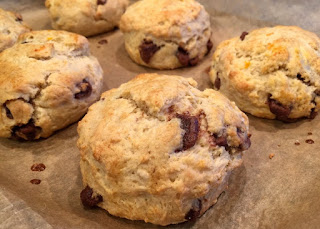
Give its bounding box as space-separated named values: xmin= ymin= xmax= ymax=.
xmin=1 ymin=0 xmax=320 ymax=228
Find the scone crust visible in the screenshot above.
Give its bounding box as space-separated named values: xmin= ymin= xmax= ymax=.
xmin=0 ymin=8 xmax=30 ymax=52
xmin=119 ymin=0 xmax=212 ymax=69
xmin=78 ymin=73 xmax=250 ymax=225
xmin=45 ymin=0 xmax=129 ymax=37
xmin=0 ymin=30 xmax=103 ymax=140
xmin=210 ymin=26 xmax=320 ymax=120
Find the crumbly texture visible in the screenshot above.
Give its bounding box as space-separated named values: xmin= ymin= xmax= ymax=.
xmin=0 ymin=8 xmax=31 ymax=52
xmin=0 ymin=30 xmax=103 ymax=140
xmin=210 ymin=26 xmax=320 ymax=121
xmin=45 ymin=0 xmax=129 ymax=37
xmin=119 ymin=0 xmax=212 ymax=69
xmin=78 ymin=73 xmax=250 ymax=225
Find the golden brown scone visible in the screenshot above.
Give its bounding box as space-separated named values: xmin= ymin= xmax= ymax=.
xmin=78 ymin=73 xmax=251 ymax=225
xmin=119 ymin=0 xmax=212 ymax=69
xmin=209 ymin=26 xmax=320 ymax=122
xmin=0 ymin=8 xmax=30 ymax=52
xmin=45 ymin=0 xmax=129 ymax=37
xmin=0 ymin=30 xmax=103 ymax=140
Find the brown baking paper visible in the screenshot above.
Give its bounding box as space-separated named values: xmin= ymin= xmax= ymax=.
xmin=1 ymin=0 xmax=320 ymax=228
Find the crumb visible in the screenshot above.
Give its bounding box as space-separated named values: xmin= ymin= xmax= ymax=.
xmin=269 ymin=153 xmax=275 ymax=159
xmin=294 ymin=140 xmax=300 ymax=146
xmin=205 ymin=66 xmax=211 ymax=74
xmin=305 ymin=139 xmax=315 ymax=144
xmin=98 ymin=39 xmax=108 ymax=45
xmin=308 ymin=132 xmax=312 ymax=135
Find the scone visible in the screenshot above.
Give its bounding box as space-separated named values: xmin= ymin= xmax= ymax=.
xmin=0 ymin=30 xmax=103 ymax=140
xmin=209 ymin=26 xmax=320 ymax=122
xmin=45 ymin=0 xmax=129 ymax=37
xmin=78 ymin=73 xmax=251 ymax=225
xmin=0 ymin=8 xmax=30 ymax=52
xmin=119 ymin=0 xmax=212 ymax=69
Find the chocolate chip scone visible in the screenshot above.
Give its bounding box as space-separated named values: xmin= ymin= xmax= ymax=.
xmin=78 ymin=73 xmax=251 ymax=225
xmin=119 ymin=0 xmax=212 ymax=69
xmin=0 ymin=8 xmax=30 ymax=52
xmin=210 ymin=26 xmax=320 ymax=122
xmin=0 ymin=30 xmax=103 ymax=140
xmin=45 ymin=0 xmax=129 ymax=37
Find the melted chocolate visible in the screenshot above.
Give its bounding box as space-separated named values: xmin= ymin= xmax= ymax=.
xmin=185 ymin=199 xmax=202 ymax=221
xmin=80 ymin=186 xmax=103 ymax=208
xmin=139 ymin=40 xmax=160 ymax=64
xmin=176 ymin=114 xmax=199 ymax=151
xmin=240 ymin=31 xmax=249 ymax=41
xmin=97 ymin=0 xmax=107 ymax=5
xmin=31 ymin=163 xmax=46 ymax=172
xmin=30 ymin=179 xmax=41 ymax=185
xmin=12 ymin=120 xmax=42 ymax=140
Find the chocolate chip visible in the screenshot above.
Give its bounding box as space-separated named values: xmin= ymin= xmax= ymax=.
xmin=12 ymin=120 xmax=42 ymax=140
xmin=315 ymin=89 xmax=320 ymax=96
xmin=80 ymin=185 xmax=103 ymax=208
xmin=139 ymin=40 xmax=160 ymax=64
xmin=185 ymin=199 xmax=202 ymax=221
xmin=31 ymin=163 xmax=46 ymax=172
xmin=168 ymin=105 xmax=175 ymax=113
xmin=237 ymin=128 xmax=251 ymax=150
xmin=267 ymin=96 xmax=291 ymax=121
xmin=4 ymin=104 xmax=13 ymax=119
xmin=97 ymin=0 xmax=107 ymax=5
xmin=215 ymin=135 xmax=228 ymax=147
xmin=214 ymin=76 xmax=221 ymax=90
xmin=206 ymin=39 xmax=213 ymax=54
xmin=297 ymin=73 xmax=303 ymax=81
xmin=240 ymin=32 xmax=249 ymax=41
xmin=75 ymin=79 xmax=92 ymax=99
xmin=30 ymin=179 xmax=41 ymax=185
xmin=176 ymin=47 xmax=190 ymax=67
xmin=176 ymin=47 xmax=200 ymax=67
xmin=176 ymin=114 xmax=199 ymax=151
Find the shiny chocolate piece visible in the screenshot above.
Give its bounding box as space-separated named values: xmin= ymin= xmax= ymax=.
xmin=176 ymin=114 xmax=199 ymax=151
xmin=80 ymin=185 xmax=103 ymax=208
xmin=139 ymin=40 xmax=160 ymax=64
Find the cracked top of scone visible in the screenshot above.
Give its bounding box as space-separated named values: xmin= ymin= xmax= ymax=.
xmin=77 ymin=73 xmax=250 ymax=225
xmin=210 ymin=26 xmax=320 ymax=121
xmin=0 ymin=30 xmax=103 ymax=140
xmin=45 ymin=0 xmax=129 ymax=37
xmin=120 ymin=0 xmax=210 ymax=41
xmin=0 ymin=8 xmax=31 ymax=52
